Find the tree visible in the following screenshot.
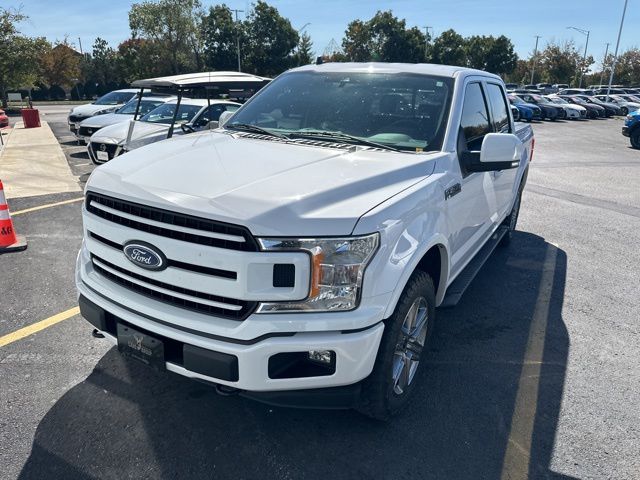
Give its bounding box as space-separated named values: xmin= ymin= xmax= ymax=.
xmin=342 ymin=11 xmax=426 ymax=63
xmin=201 ymin=4 xmax=239 ymax=71
xmin=0 ymin=7 xmax=50 ymax=106
xmin=39 ymin=37 xmax=82 ymax=89
xmin=466 ymin=35 xmax=518 ymax=75
xmin=90 ymin=37 xmax=120 ymax=92
xmin=129 ymin=0 xmax=204 ymax=74
xmin=611 ymin=49 xmax=640 ymax=85
xmin=295 ymin=32 xmax=313 ymax=66
xmin=430 ymin=29 xmax=466 ymax=66
xmin=117 ymin=38 xmax=164 ymax=83
xmin=537 ymin=41 xmax=592 ymax=85
xmin=242 ymin=1 xmax=298 ymax=75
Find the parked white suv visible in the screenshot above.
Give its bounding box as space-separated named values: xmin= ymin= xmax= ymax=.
xmin=77 ymin=63 xmax=534 ymax=419
xmin=68 ymin=89 xmax=144 ymax=139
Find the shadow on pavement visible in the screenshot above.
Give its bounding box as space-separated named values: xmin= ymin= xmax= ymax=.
xmin=18 ymin=232 xmax=574 ymax=480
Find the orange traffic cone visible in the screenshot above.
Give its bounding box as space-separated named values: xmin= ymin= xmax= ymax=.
xmin=0 ymin=180 xmax=27 ymax=253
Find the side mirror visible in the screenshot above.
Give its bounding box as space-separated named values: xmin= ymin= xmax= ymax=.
xmin=219 ymin=110 xmax=235 ymax=127
xmin=462 ymin=133 xmax=522 ymax=172
xmin=206 ymin=120 xmax=219 ymax=130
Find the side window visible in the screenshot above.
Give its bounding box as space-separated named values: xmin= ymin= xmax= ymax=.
xmin=486 ymin=83 xmax=511 ymax=133
xmin=194 ymin=105 xmax=227 ymax=126
xmin=460 ymin=83 xmax=491 ymax=152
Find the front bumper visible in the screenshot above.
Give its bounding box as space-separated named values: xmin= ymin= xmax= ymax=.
xmin=622 ymin=126 xmax=631 ymax=137
xmin=76 ymin=249 xmax=385 ymax=392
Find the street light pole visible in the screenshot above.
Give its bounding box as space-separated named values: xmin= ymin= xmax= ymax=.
xmin=599 ymin=43 xmax=610 ymax=86
xmin=424 ymin=26 xmax=433 ymax=60
xmin=231 ymin=8 xmax=244 ymax=72
xmin=567 ymin=26 xmax=590 ymax=88
xmin=606 ymin=0 xmax=629 ymax=102
xmin=530 ymin=35 xmax=541 ymax=85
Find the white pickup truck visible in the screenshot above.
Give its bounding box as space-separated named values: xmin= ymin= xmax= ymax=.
xmin=76 ymin=63 xmax=534 ymax=419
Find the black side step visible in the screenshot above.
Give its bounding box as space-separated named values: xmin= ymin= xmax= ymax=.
xmin=439 ymin=226 xmax=508 ymax=308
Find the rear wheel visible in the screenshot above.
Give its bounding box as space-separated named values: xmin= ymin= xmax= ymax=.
xmin=631 ymin=130 xmax=640 ymax=149
xmin=500 ymin=188 xmax=523 ymax=247
xmin=621 ymin=107 xmax=629 ymax=115
xmin=357 ymin=271 xmax=435 ymax=420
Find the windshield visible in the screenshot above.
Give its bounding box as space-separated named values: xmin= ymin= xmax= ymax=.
xmin=508 ymin=95 xmax=525 ymax=105
xmin=570 ymin=97 xmax=587 ymax=105
xmin=227 ymin=71 xmax=454 ymax=152
xmin=140 ymin=103 xmax=203 ymax=124
xmin=117 ymin=99 xmax=166 ymax=115
xmin=548 ymin=97 xmax=566 ymax=104
xmin=95 ymin=91 xmax=135 ymax=105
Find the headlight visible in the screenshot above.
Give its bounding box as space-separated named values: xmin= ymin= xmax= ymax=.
xmin=627 ymin=114 xmax=634 ymax=121
xmin=256 ymin=233 xmax=379 ymax=312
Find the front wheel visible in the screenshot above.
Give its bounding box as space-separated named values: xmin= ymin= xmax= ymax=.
xmin=621 ymin=107 xmax=629 ymax=115
xmin=357 ymin=271 xmax=436 ymax=420
xmin=631 ymin=130 xmax=640 ymax=149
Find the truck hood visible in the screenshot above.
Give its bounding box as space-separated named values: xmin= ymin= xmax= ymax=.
xmin=87 ymin=131 xmax=440 ymax=236
xmin=89 ymin=120 xmax=176 ymax=147
xmin=81 ymin=113 xmax=133 ymax=128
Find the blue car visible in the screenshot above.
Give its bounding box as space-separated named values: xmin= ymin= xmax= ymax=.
xmin=622 ymin=110 xmax=640 ymax=149
xmin=508 ymin=94 xmax=541 ymax=121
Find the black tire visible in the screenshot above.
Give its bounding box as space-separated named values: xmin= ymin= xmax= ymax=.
xmin=631 ymin=130 xmax=640 ymax=149
xmin=357 ymin=271 xmax=436 ymax=420
xmin=622 ymin=107 xmax=629 ymax=115
xmin=500 ymin=188 xmax=523 ymax=247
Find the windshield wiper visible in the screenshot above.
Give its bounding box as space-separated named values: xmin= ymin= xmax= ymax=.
xmin=225 ymin=123 xmax=287 ymax=139
xmin=287 ymin=130 xmax=401 ymax=152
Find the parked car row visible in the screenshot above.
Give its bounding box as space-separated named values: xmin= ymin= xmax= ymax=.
xmin=67 ymin=71 xmax=271 ymax=164
xmin=506 ymin=89 xmax=640 ymax=122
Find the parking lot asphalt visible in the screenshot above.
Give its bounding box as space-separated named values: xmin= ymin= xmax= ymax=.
xmin=1 ymin=111 xmax=638 ymax=479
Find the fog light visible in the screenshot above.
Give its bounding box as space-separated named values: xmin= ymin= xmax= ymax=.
xmin=308 ymin=350 xmax=333 ymax=365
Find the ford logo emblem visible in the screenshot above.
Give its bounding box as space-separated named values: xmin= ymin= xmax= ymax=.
xmin=123 ymin=242 xmax=167 ymax=271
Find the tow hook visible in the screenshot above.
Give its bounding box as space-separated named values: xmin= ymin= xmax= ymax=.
xmin=92 ymin=328 xmax=105 ymax=338
xmin=215 ymin=384 xmax=240 ymax=396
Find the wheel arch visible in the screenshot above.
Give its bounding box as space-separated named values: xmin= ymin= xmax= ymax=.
xmin=383 ymin=237 xmax=450 ymax=318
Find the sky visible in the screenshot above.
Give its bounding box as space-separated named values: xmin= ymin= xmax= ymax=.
xmin=5 ymin=0 xmax=639 ymax=66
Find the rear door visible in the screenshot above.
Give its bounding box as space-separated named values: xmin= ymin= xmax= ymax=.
xmin=446 ymin=80 xmax=499 ymax=279
xmin=484 ymin=82 xmax=519 ymax=220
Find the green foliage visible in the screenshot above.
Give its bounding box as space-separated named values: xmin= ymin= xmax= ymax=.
xmin=0 ymin=7 xmax=50 ymax=106
xmin=466 ymin=35 xmax=517 ymax=75
xmin=201 ymin=4 xmax=239 ymax=71
xmin=295 ymin=32 xmax=314 ymax=66
xmin=537 ymin=40 xmax=592 ymax=85
xmin=242 ymin=1 xmax=298 ymax=75
xmin=342 ymin=11 xmax=426 ymax=63
xmin=129 ymin=0 xmax=204 ymax=74
xmin=430 ymin=29 xmax=466 ymax=66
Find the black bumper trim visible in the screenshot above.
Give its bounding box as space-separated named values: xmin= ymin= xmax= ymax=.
xmin=239 ymin=383 xmax=362 ymax=410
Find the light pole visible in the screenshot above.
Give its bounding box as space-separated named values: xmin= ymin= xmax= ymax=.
xmin=567 ymin=26 xmax=590 ymax=88
xmin=424 ymin=26 xmax=433 ymax=60
xmin=599 ymin=43 xmax=610 ymax=86
xmin=231 ymin=8 xmax=244 ymax=72
xmin=296 ymin=23 xmax=311 ymax=65
xmin=530 ymin=35 xmax=541 ymax=85
xmin=606 ymin=0 xmax=629 ymax=101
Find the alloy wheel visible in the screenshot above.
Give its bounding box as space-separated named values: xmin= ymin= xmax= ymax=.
xmin=392 ymin=297 xmax=429 ymax=395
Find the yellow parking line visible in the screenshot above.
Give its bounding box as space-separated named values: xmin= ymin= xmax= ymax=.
xmin=500 ymin=245 xmax=558 ymax=479
xmin=0 ymin=306 xmax=80 ymax=348
xmin=11 ymin=197 xmax=84 ymax=216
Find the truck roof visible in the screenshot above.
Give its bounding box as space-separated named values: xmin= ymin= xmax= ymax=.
xmin=291 ymin=62 xmax=502 ymax=81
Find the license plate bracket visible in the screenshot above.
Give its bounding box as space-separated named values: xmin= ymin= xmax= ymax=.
xmin=96 ymin=150 xmax=109 ymax=161
xmin=117 ymin=323 xmax=165 ymax=371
